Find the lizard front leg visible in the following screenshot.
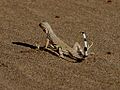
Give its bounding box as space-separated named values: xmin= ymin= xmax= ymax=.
xmin=45 ymin=38 xmax=50 ymax=48
xmin=45 ymin=39 xmax=62 ymax=56
xmin=36 ymin=38 xmax=50 ymax=49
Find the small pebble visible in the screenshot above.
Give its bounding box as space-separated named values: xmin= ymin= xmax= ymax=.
xmin=107 ymin=0 xmax=112 ymax=3
xmin=106 ymin=52 xmax=112 ymax=55
xmin=55 ymin=16 xmax=60 ymax=18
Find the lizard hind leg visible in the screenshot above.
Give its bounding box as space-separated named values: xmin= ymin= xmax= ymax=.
xmin=73 ymin=42 xmax=84 ymax=55
xmin=87 ymin=41 xmax=93 ymax=51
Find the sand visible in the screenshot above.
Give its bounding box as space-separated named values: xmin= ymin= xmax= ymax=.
xmin=0 ymin=0 xmax=120 ymax=90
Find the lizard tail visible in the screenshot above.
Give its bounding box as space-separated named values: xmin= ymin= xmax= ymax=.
xmin=81 ymin=32 xmax=88 ymax=57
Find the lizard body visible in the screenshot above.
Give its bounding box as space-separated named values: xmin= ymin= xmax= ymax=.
xmin=38 ymin=21 xmax=92 ymax=60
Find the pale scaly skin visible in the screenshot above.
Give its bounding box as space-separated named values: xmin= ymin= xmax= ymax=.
xmin=38 ymin=21 xmax=91 ymax=60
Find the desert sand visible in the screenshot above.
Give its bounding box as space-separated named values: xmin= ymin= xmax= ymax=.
xmin=0 ymin=0 xmax=120 ymax=90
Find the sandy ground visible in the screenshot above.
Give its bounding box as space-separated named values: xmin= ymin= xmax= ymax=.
xmin=0 ymin=0 xmax=120 ymax=90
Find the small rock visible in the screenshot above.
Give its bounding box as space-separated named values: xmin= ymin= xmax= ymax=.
xmin=106 ymin=52 xmax=112 ymax=55
xmin=55 ymin=16 xmax=60 ymax=18
xmin=107 ymin=0 xmax=112 ymax=3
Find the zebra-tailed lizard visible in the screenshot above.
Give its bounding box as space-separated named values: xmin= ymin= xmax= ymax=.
xmin=36 ymin=21 xmax=93 ymax=61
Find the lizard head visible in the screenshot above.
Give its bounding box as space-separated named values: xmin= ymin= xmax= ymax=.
xmin=39 ymin=22 xmax=50 ymax=34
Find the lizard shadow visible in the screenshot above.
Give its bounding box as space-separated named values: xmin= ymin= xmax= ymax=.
xmin=12 ymin=41 xmax=61 ymax=57
xmin=12 ymin=42 xmax=37 ymax=49
xmin=65 ymin=55 xmax=84 ymax=63
xmin=12 ymin=41 xmax=83 ymax=63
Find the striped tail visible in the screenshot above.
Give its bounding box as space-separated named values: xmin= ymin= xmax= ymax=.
xmin=82 ymin=32 xmax=88 ymax=57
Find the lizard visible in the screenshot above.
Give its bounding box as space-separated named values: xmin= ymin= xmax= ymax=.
xmin=37 ymin=21 xmax=93 ymax=61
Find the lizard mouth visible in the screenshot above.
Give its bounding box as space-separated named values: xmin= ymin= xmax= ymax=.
xmin=43 ymin=29 xmax=46 ymax=32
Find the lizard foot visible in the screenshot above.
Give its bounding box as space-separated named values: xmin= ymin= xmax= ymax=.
xmin=35 ymin=44 xmax=40 ymax=49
